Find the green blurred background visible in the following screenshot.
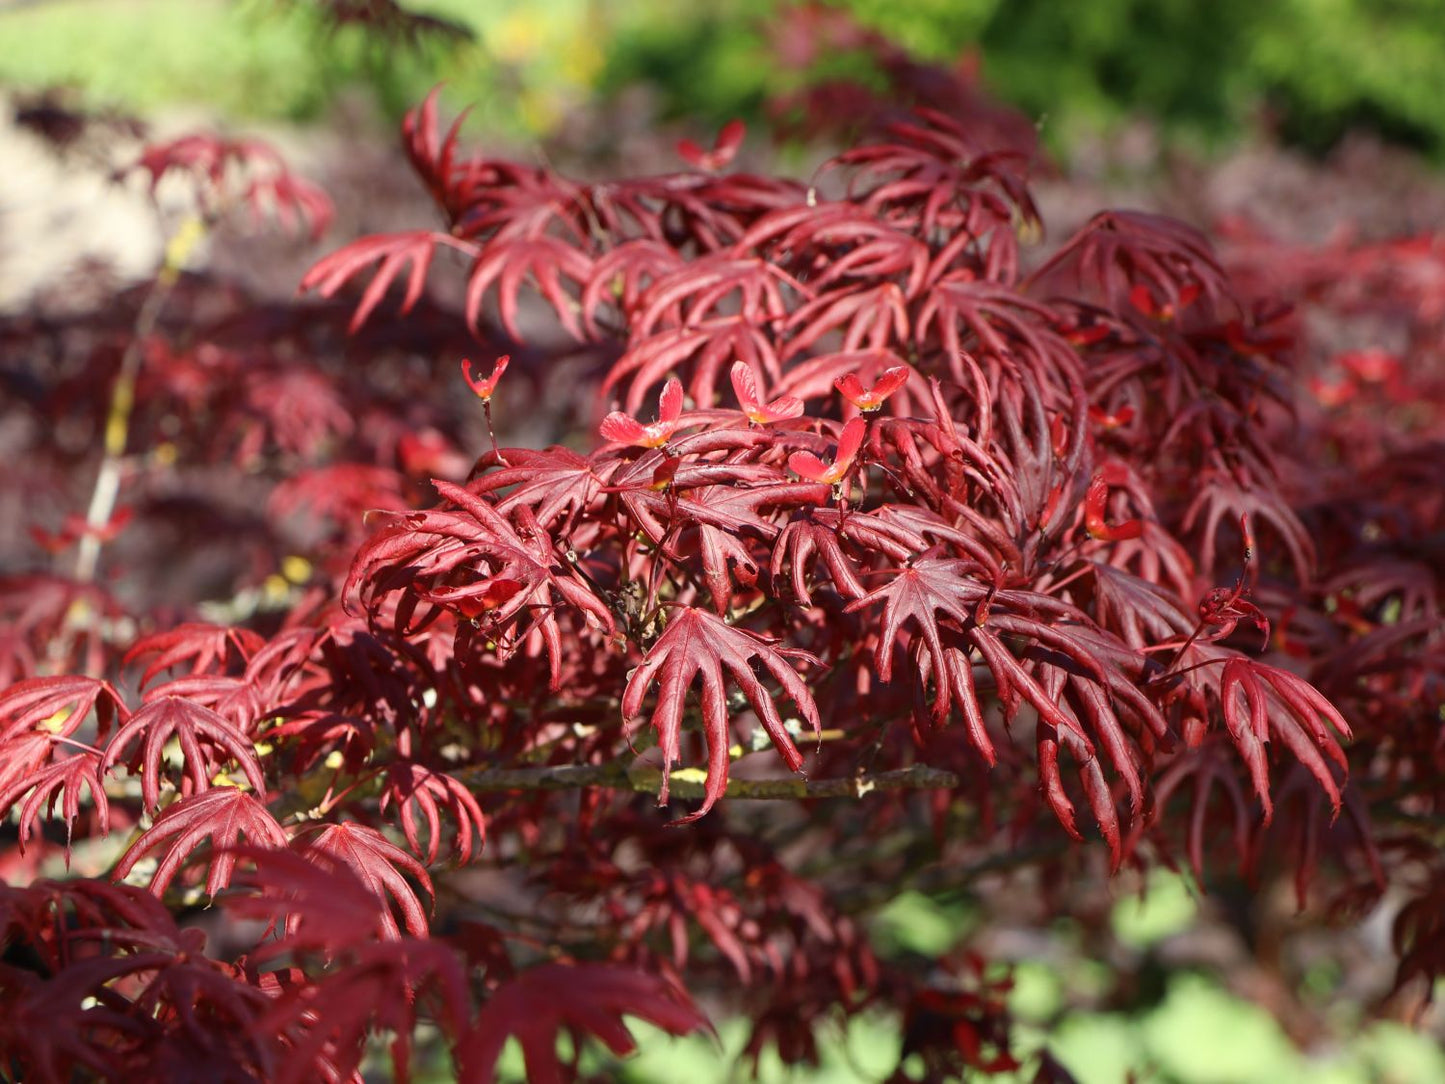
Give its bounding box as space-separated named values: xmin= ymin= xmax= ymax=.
xmin=4 ymin=0 xmax=1445 ymax=160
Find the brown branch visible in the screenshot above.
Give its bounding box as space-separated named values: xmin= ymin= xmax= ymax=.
xmin=456 ymin=761 xmax=958 ymax=800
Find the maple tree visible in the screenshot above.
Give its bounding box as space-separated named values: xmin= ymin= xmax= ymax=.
xmin=2 ymin=49 xmax=1444 ymax=1082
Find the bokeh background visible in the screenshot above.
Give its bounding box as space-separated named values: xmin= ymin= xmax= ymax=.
xmin=2 ymin=2 xmax=1443 ymax=1081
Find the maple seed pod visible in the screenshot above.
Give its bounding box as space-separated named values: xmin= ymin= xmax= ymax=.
xmin=1128 ymin=280 xmax=1202 ymax=321
xmin=788 ymin=416 xmax=867 ymax=486
xmin=1084 ymin=470 xmax=1143 ymax=542
xmin=834 ymin=366 xmax=910 ymax=412
xmin=600 ymin=378 xmax=686 ymax=448
xmin=730 ymin=361 xmax=804 ymax=425
xmin=677 ymin=119 xmax=745 ymax=171
xmin=462 ymin=355 xmax=509 ymax=402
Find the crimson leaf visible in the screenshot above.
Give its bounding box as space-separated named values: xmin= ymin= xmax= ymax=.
xmin=621 ymin=607 xmax=820 ymax=820
xmin=459 ymin=963 xmax=711 ymax=1084
xmin=295 ymin=821 xmax=435 ymax=940
xmin=101 ymin=695 xmax=268 ymax=810
xmin=112 ymin=787 xmax=287 ymax=898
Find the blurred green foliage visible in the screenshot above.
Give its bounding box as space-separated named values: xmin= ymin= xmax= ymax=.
xmin=600 ymin=0 xmax=1445 ymax=161
xmin=0 ymin=0 xmax=609 ymax=139
xmin=836 ymin=0 xmax=1445 ymax=158
xmin=476 ymin=971 xmax=1444 ymax=1084
xmin=4 ymin=0 xmax=1445 ymax=160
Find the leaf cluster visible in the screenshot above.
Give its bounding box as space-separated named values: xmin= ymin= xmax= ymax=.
xmin=2 ymin=58 xmax=1443 ymax=1080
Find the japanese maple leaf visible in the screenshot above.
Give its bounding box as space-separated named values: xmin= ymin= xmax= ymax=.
xmin=458 ymin=963 xmax=711 ymax=1084
xmin=621 ymin=607 xmax=820 ymax=820
xmin=1218 ymin=655 xmax=1352 ymax=820
xmin=581 ymin=238 xmax=684 ymax=338
xmin=141 ymin=673 xmax=267 ymax=737
xmin=632 ymin=255 xmax=802 ymax=340
xmin=605 ymin=314 xmax=781 ymax=415
xmin=1142 ymin=740 xmax=1255 ymax=888
xmin=684 ymin=487 xmax=801 ymax=615
xmin=123 ymin=954 xmax=277 ymax=1077
xmin=1027 ymin=209 xmax=1229 ymax=315
xmin=0 ymin=674 xmax=128 ymax=746
xmin=0 ymin=952 xmax=180 ymax=1081
xmin=100 ymin=696 xmax=267 ymax=810
xmin=0 ymin=750 xmax=108 ymax=858
xmin=470 ymin=445 xmax=614 ymax=529
xmin=295 ymin=821 xmax=434 ymax=940
xmin=379 ymin=761 xmax=487 ymax=865
xmin=123 ymin=623 xmax=265 ymax=691
xmin=300 ymin=229 xmax=472 ymax=332
xmin=600 ymin=438 xmax=770 ymax=518
xmin=1393 ymin=871 xmax=1445 ymax=1000
xmin=347 ymin=479 xmax=614 ymax=686
xmin=465 ymin=234 xmax=592 ymax=340
xmin=604 ymin=453 xmax=827 ymax=611
xmin=262 ymin=939 xmax=472 ymax=1084
xmin=222 ymin=844 xmax=388 ymax=959
xmin=112 ymin=786 xmax=288 ymax=898
xmin=845 ymin=557 xmax=1157 ymax=853
xmin=269 ymin=463 xmax=411 ymax=536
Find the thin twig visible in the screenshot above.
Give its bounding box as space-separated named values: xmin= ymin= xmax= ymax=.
xmin=73 ymin=215 xmax=207 ymax=584
xmin=455 ymin=760 xmax=959 ymax=800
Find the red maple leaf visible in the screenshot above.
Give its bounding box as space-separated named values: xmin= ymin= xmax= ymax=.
xmin=621 ymin=606 xmax=820 ymax=820
xmin=300 ymin=229 xmax=473 ymax=332
xmin=347 ymin=479 xmax=615 ymax=686
xmin=0 ymin=750 xmax=108 ymax=859
xmin=459 ymin=963 xmax=711 ymax=1084
xmin=295 ymin=821 xmax=435 ymax=940
xmin=0 ymin=674 xmax=128 ymax=746
xmin=222 ymin=843 xmax=389 ymax=959
xmin=262 ymin=938 xmax=472 ymax=1084
xmin=101 ymin=696 xmax=268 ymax=810
xmin=112 ymin=786 xmax=288 ymax=898
xmin=1218 ymin=655 xmax=1352 ymax=821
xmin=379 ymin=761 xmax=487 ymax=865
xmin=465 ymin=234 xmax=592 ymax=340
xmin=124 ymin=623 xmax=266 ymax=691
xmin=845 ymin=557 xmax=1164 ymax=862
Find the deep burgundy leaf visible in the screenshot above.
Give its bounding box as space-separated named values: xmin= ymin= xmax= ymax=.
xmin=101 ymin=696 xmax=268 ymax=810
xmin=0 ymin=674 xmax=128 ymax=746
xmin=459 ymin=963 xmax=711 ymax=1084
xmin=112 ymin=787 xmax=287 ymax=898
xmin=300 ymin=230 xmax=472 ymax=332
xmin=621 ymin=607 xmax=821 ymax=820
xmin=262 ymin=938 xmax=472 ymax=1084
xmin=124 ymin=623 xmax=266 ymax=691
xmin=295 ymin=821 xmax=435 ymax=940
